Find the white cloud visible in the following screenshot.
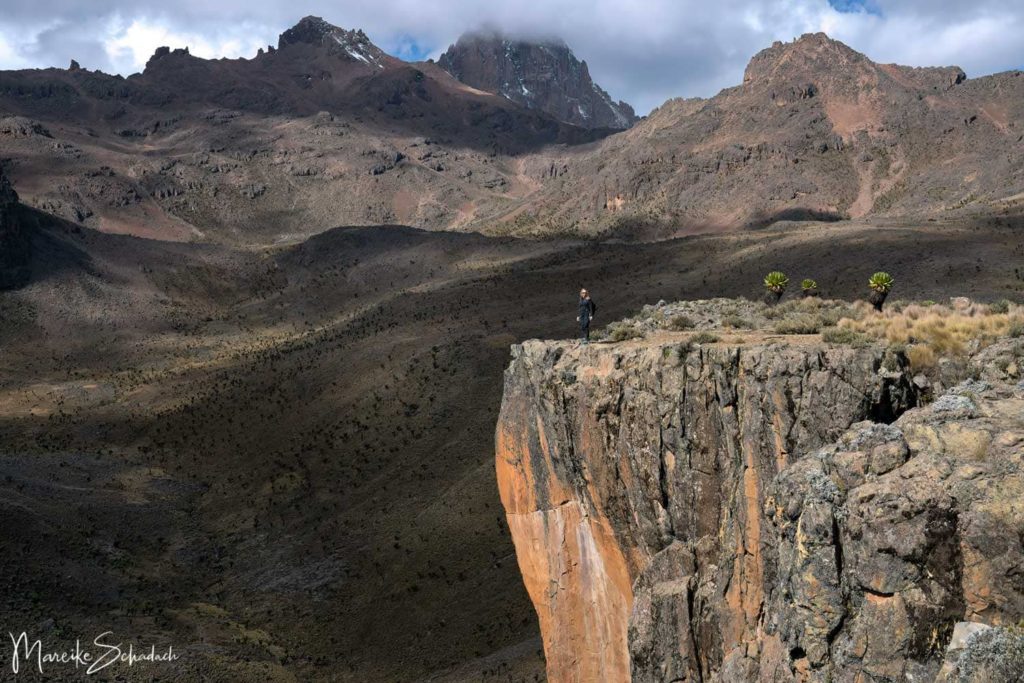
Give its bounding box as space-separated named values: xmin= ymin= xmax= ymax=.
xmin=0 ymin=0 xmax=1021 ymax=113
xmin=0 ymin=31 xmax=30 ymax=69
xmin=102 ymin=17 xmax=270 ymax=73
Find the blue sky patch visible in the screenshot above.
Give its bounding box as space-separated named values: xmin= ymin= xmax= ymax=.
xmin=829 ymin=0 xmax=882 ymax=15
xmin=387 ymin=35 xmax=434 ymax=62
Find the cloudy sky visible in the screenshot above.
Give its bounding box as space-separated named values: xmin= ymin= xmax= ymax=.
xmin=1 ymin=0 xmax=1021 ymax=114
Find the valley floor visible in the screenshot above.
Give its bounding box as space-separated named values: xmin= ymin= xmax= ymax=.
xmin=0 ymin=216 xmax=1022 ymax=681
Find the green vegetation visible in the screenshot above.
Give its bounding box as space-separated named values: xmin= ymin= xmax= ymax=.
xmin=764 ymin=271 xmax=790 ymax=293
xmin=801 ymin=279 xmax=819 ymax=297
xmin=722 ymin=314 xmax=753 ymax=329
xmin=869 ymin=272 xmax=895 ymax=294
xmin=868 ymin=271 xmax=895 ymax=311
xmin=821 ymin=327 xmax=870 ymax=346
xmin=763 ymin=271 xmax=789 ymax=306
xmin=606 ymin=322 xmax=643 ymax=342
xmin=773 ymin=315 xmax=825 ymax=335
xmin=691 ymin=331 xmax=720 ymax=344
xmin=990 ymin=299 xmax=1012 ymax=314
xmin=667 ymin=314 xmax=695 ymax=331
xmin=763 ymin=297 xmax=861 ymax=325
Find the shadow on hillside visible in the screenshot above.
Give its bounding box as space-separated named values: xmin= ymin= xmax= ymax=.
xmin=745 ymin=207 xmax=849 ymax=229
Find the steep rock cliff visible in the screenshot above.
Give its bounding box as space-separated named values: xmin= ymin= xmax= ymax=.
xmin=0 ymin=167 xmax=31 ymax=289
xmin=496 ymin=327 xmax=1024 ymax=681
xmin=438 ymin=31 xmax=637 ymax=129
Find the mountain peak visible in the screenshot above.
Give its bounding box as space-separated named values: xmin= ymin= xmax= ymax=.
xmin=743 ymin=33 xmax=867 ymax=84
xmin=144 ymin=45 xmax=193 ymax=72
xmin=277 ymin=16 xmax=389 ymax=68
xmin=743 ymin=32 xmax=966 ymax=94
xmin=280 ymin=16 xmax=351 ymax=47
xmin=438 ymin=31 xmax=637 ymax=130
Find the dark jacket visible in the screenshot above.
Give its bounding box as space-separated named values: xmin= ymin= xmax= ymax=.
xmin=578 ymin=297 xmax=596 ymax=325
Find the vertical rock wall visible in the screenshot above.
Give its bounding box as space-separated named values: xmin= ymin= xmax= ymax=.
xmin=496 ymin=338 xmax=917 ymax=681
xmin=438 ymin=32 xmax=638 ymax=130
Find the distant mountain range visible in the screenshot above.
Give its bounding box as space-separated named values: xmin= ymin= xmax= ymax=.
xmin=0 ymin=19 xmax=1021 ymax=244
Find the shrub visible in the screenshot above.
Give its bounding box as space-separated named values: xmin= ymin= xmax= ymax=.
xmin=821 ymin=327 xmax=868 ymax=345
xmin=1010 ymin=320 xmax=1024 ymax=338
xmin=607 ymin=323 xmax=643 ymax=342
xmin=990 ymin=299 xmax=1012 ymax=314
xmin=691 ymin=332 xmax=720 ymax=344
xmin=773 ymin=315 xmax=822 ymax=335
xmin=667 ymin=314 xmax=695 ymax=331
xmin=801 ymin=278 xmax=818 ymax=291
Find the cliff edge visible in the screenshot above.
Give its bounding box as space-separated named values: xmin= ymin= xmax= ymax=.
xmin=496 ymin=300 xmax=1024 ymax=682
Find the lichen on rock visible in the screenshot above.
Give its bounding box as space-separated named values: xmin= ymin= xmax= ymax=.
xmin=496 ymin=301 xmax=1024 ymax=682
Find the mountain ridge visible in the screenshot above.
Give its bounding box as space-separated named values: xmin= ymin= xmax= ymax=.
xmin=492 ymin=32 xmax=1024 ymax=237
xmin=0 ymin=26 xmax=1021 ymax=244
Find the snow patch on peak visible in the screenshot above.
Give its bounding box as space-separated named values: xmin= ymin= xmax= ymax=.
xmin=332 ymin=34 xmax=384 ymax=68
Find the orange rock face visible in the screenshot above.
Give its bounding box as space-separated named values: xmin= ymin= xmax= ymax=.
xmin=497 ymin=334 xmax=1024 ymax=681
xmin=496 ymin=339 xmax=918 ymax=681
xmin=496 ymin=370 xmax=634 ymax=682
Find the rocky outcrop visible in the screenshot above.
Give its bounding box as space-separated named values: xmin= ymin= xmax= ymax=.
xmin=438 ymin=31 xmax=637 ymax=129
xmin=765 ymin=376 xmax=1024 ymax=681
xmin=0 ymin=167 xmax=31 ymax=289
xmin=277 ymin=16 xmax=393 ymax=69
xmin=496 ymin=328 xmax=1024 ymax=681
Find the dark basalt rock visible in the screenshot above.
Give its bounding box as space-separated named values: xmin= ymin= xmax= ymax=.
xmin=438 ymin=30 xmax=637 ymax=130
xmin=0 ymin=167 xmax=31 ymax=289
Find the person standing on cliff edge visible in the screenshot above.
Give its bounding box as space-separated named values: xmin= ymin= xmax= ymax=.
xmin=577 ymin=288 xmax=596 ymax=344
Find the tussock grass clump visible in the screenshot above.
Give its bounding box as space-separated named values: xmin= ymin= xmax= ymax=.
xmin=773 ymin=315 xmax=824 ymax=335
xmin=835 ymin=300 xmax=1024 ymax=359
xmin=691 ymin=332 xmax=720 ymax=345
xmin=821 ymin=327 xmax=870 ymax=346
xmin=765 ymin=298 xmax=862 ymax=335
xmin=906 ymin=344 xmax=937 ymax=371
